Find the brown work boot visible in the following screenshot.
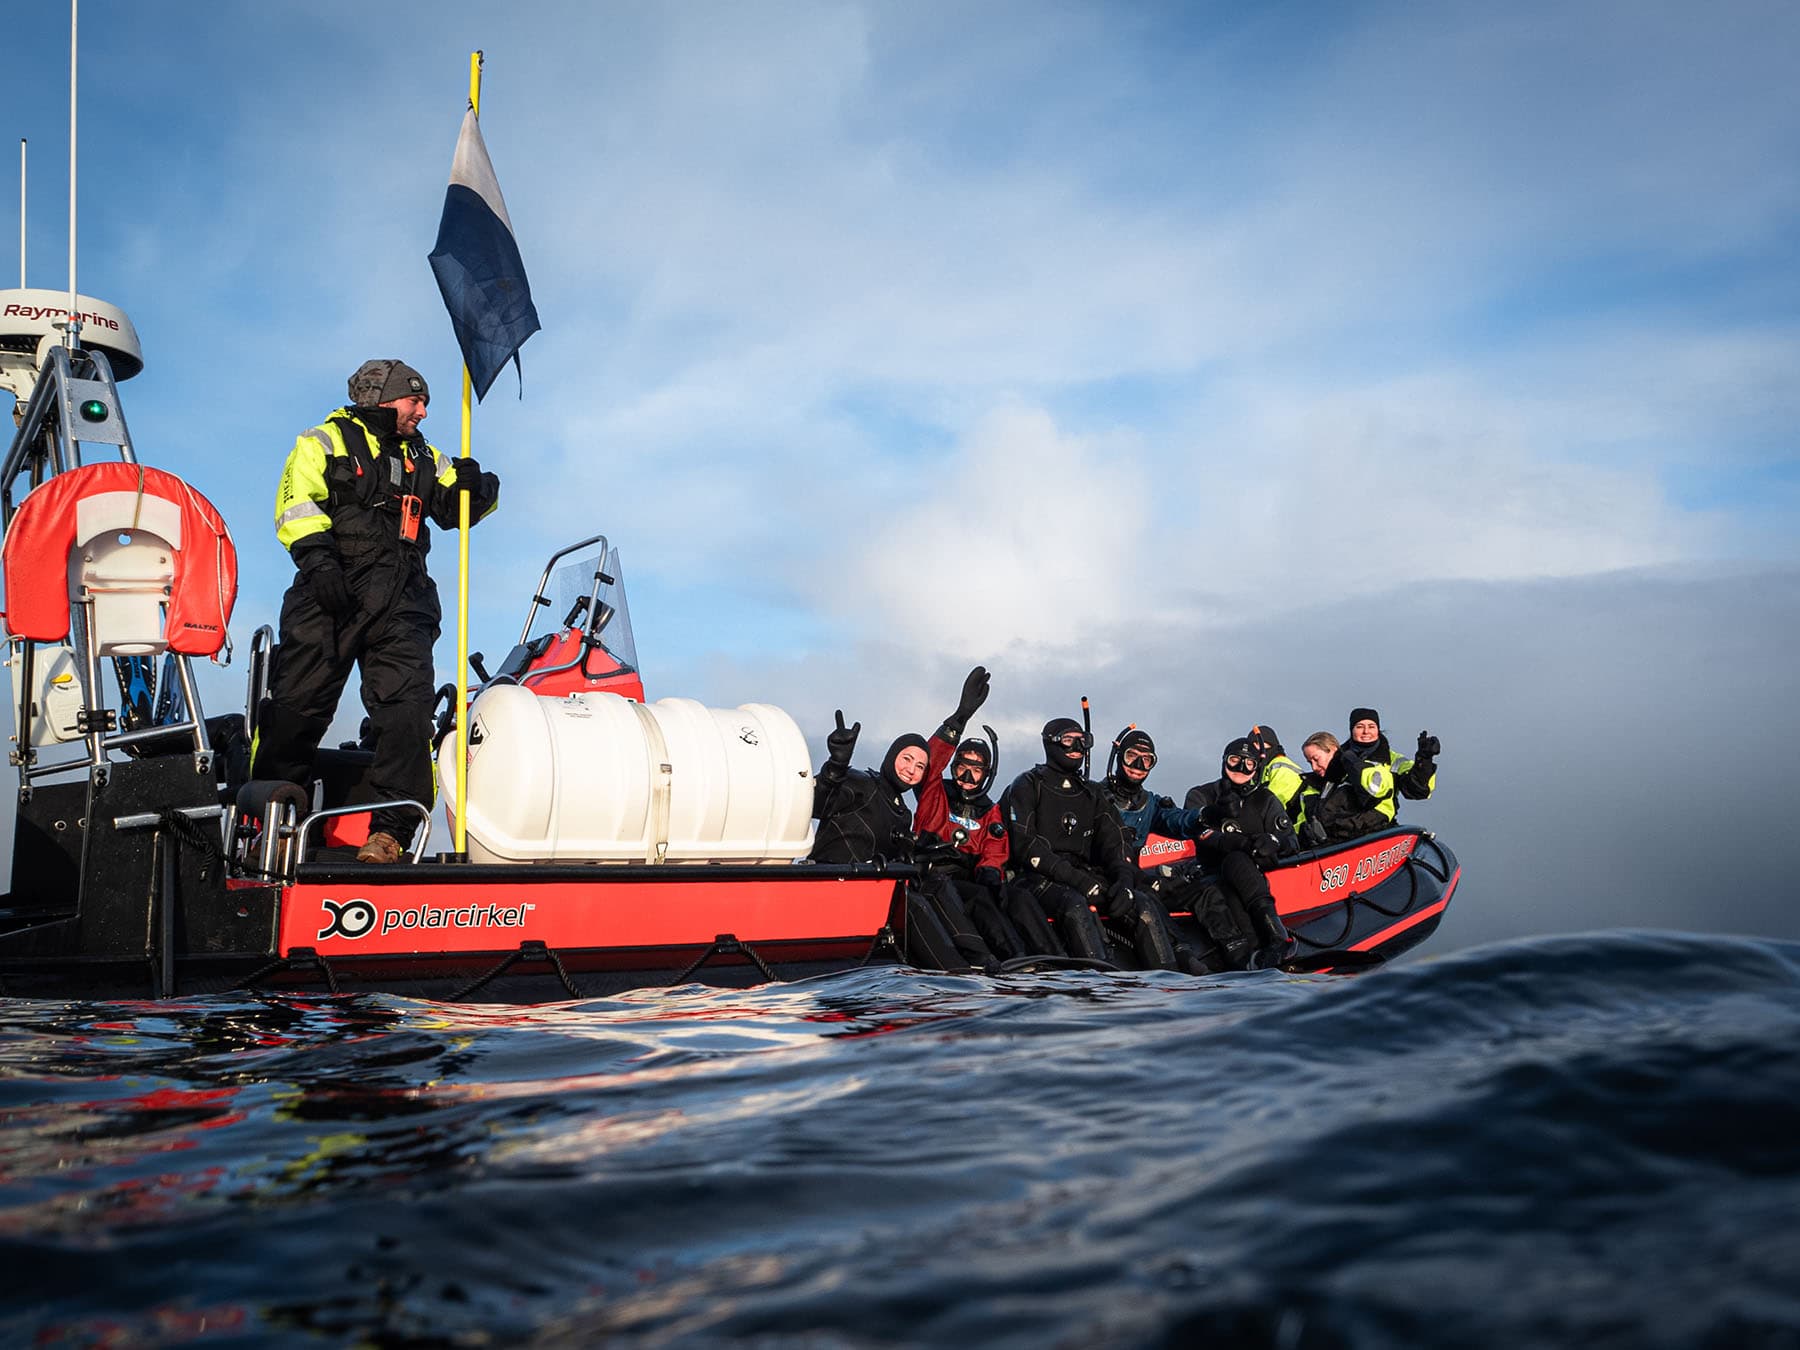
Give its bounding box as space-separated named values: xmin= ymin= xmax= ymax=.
xmin=355 ymin=830 xmax=406 ymax=864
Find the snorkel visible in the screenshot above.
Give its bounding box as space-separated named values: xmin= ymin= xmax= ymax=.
xmin=1105 ymin=722 xmax=1138 ymax=783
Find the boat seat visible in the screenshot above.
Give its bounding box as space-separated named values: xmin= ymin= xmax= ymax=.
xmin=2 ymin=462 xmax=236 ymax=657
xmin=68 ymin=491 xmax=183 ymax=655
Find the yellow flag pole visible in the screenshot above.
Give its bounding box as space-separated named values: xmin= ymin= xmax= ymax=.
xmin=453 ymin=49 xmax=482 ymax=859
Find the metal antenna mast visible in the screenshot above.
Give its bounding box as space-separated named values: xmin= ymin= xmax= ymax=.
xmin=66 ymin=0 xmax=80 ymax=349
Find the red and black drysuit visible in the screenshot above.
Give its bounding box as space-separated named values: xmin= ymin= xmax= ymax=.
xmin=1182 ymin=761 xmax=1300 ymax=969
xmin=914 ymin=728 xmax=1061 ymax=960
xmin=809 ymin=733 xmax=1005 ymax=972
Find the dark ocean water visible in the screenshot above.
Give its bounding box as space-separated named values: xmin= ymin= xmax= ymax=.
xmin=2 ymin=930 xmax=1797 ymax=1348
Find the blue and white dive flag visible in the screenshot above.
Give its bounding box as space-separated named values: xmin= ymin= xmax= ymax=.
xmin=429 ymin=109 xmax=541 ymax=401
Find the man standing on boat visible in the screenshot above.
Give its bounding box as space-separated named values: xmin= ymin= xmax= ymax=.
xmin=252 ymin=359 xmax=500 ymax=863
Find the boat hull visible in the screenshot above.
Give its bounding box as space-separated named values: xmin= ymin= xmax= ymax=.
xmin=1140 ymin=823 xmax=1459 ymax=969
xmin=271 ymin=861 xmax=908 ymax=996
xmin=0 ymin=852 xmax=910 ymax=1001
xmin=0 ymin=830 xmax=1458 ymax=998
xmin=1270 ymin=827 xmax=1460 ymax=968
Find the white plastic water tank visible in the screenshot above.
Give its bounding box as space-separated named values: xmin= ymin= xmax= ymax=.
xmin=444 ymin=684 xmax=818 ymax=864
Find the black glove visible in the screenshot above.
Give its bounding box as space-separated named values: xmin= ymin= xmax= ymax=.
xmin=974 ymin=866 xmax=1003 ymax=888
xmin=1104 ymin=881 xmax=1140 ymax=920
xmin=1300 ymin=818 xmax=1327 ymax=848
xmin=955 ymin=665 xmax=991 ymax=722
xmin=1249 ymin=833 xmax=1281 ymax=867
xmin=1212 ymin=824 xmax=1250 ymax=853
xmin=1416 ymin=730 xmax=1440 ymax=761
xmin=294 ymin=542 xmax=356 ymax=619
xmin=912 ymin=831 xmax=952 ymax=862
xmin=826 ymin=710 xmax=860 ymax=769
xmin=452 ymin=456 xmax=488 ymax=493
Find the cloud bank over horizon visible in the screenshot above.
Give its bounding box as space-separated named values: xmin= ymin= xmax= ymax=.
xmin=689 ymin=562 xmax=1800 ymax=955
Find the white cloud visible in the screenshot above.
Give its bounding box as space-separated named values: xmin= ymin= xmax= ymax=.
xmin=826 ymin=404 xmax=1154 ymax=655
xmin=733 ymin=378 xmax=1715 ymax=665
xmin=1194 ymin=369 xmax=1716 ymax=587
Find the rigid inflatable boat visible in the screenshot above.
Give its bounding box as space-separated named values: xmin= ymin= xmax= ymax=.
xmin=1140 ymin=826 xmax=1459 ymax=972
xmin=0 ymin=299 xmax=1457 ymax=1000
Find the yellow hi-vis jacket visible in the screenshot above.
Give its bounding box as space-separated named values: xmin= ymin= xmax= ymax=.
xmin=274 ymin=407 xmax=496 ymax=555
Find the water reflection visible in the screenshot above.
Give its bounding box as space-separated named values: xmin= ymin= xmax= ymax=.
xmin=5 ymin=939 xmax=1789 ymax=1345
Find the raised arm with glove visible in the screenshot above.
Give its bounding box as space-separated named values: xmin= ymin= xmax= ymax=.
xmin=1398 ymin=730 xmax=1440 ymax=800
xmin=827 ymin=709 xmax=861 ymax=767
xmin=935 ymin=665 xmax=990 ymax=745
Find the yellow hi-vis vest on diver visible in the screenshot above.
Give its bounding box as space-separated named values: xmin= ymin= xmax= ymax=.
xmin=1362 ymin=760 xmax=1396 ymax=821
xmin=1259 ymin=753 xmax=1306 ymax=815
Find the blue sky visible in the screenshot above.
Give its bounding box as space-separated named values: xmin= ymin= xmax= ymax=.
xmin=4 ymin=1 xmax=1798 ymax=947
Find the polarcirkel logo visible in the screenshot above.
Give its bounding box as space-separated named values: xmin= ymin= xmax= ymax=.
xmin=317 ymin=896 xmax=536 ymax=941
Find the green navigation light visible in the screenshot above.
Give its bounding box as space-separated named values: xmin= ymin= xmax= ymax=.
xmin=79 ymin=400 xmax=109 ymax=423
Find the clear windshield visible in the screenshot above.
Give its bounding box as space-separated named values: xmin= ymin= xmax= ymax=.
xmin=535 ymin=542 xmax=637 ymax=673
